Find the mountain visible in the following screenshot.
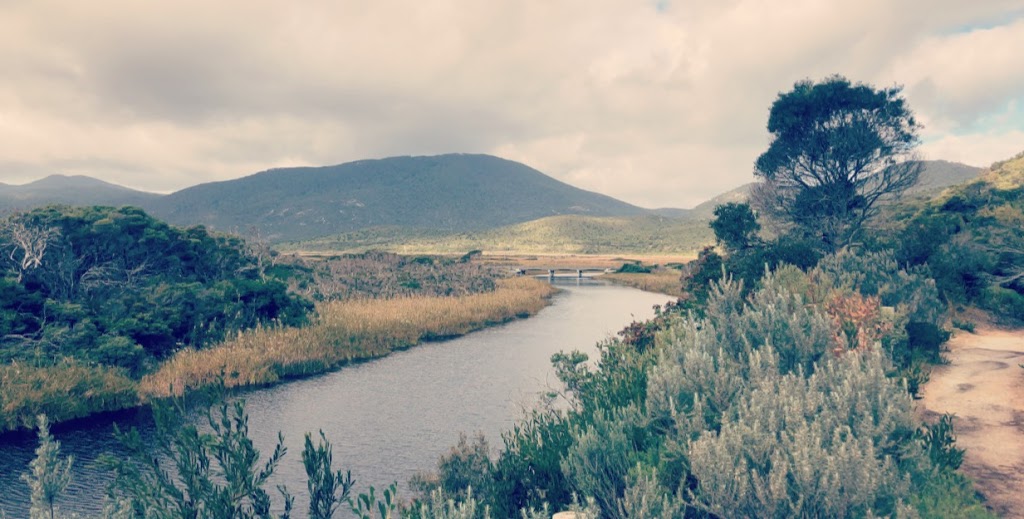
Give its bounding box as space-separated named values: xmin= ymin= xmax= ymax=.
xmin=687 ymin=182 xmax=757 ymax=220
xmin=682 ymin=160 xmax=983 ymax=220
xmin=146 ymin=154 xmax=651 ymax=242
xmin=0 ymin=175 xmax=161 ymax=211
xmin=909 ymin=160 xmax=984 ymax=193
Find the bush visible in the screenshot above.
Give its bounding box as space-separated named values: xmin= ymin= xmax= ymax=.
xmin=617 ymin=263 xmax=652 ymax=274
xmin=687 ymin=349 xmax=915 ymax=518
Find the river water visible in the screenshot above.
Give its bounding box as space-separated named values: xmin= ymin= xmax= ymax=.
xmin=0 ymin=282 xmax=672 ymax=517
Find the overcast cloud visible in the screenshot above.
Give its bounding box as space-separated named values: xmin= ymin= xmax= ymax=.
xmin=1 ymin=1 xmax=1023 ymax=208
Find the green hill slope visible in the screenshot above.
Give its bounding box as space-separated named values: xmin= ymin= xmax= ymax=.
xmin=147 ymin=154 xmax=652 ymax=242
xmin=286 ymin=214 xmax=714 ymax=255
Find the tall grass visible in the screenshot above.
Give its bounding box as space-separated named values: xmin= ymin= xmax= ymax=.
xmin=0 ymin=362 xmax=138 ymax=432
xmin=600 ymin=269 xmax=684 ymax=298
xmin=140 ymin=278 xmax=556 ymax=398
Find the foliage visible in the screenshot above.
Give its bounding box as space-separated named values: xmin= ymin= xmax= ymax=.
xmin=0 ymin=205 xmax=312 ymax=430
xmin=104 ymin=399 xmax=295 ymax=518
xmin=918 ymin=414 xmax=965 ymax=471
xmin=304 ymin=431 xmax=355 ymax=519
xmin=710 ymin=202 xmax=760 ymax=252
xmin=560 ymin=405 xmax=646 ymax=518
xmin=307 ymin=251 xmax=498 ymax=300
xmin=421 ymin=250 xmax=981 ymax=517
xmin=490 ymin=409 xmax=574 ymax=517
xmin=878 ymin=149 xmax=1024 ymax=321
xmin=428 ymin=433 xmax=493 ymax=503
xmin=22 ymin=415 xmax=74 ymax=519
xmin=616 ymin=262 xmax=652 ymax=274
xmin=752 ymin=75 xmax=922 ymax=251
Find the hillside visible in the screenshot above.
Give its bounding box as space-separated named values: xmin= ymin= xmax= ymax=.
xmin=286 ymin=213 xmax=714 ymax=255
xmin=0 ymin=175 xmax=160 ymax=212
xmin=683 ymin=160 xmax=982 ymax=220
xmin=146 ymin=154 xmax=651 ymax=242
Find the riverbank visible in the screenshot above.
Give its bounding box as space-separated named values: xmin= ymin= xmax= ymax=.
xmin=1 ymin=277 xmax=557 ymax=432
xmin=139 ymin=277 xmax=557 ymax=398
xmin=599 ymin=269 xmax=685 ymax=297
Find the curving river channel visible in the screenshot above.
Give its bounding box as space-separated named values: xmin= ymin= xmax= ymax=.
xmin=0 ymin=281 xmax=672 ymax=517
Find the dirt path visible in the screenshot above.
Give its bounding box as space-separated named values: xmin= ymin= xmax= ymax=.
xmin=919 ymin=325 xmax=1024 ymax=518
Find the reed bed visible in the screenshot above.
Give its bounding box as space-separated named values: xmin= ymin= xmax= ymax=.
xmin=1 ymin=362 xmax=138 ymax=432
xmin=600 ymin=269 xmax=685 ymax=298
xmin=140 ymin=277 xmax=556 ymax=399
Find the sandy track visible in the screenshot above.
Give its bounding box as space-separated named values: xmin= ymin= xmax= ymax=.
xmin=919 ymin=325 xmax=1024 ymax=518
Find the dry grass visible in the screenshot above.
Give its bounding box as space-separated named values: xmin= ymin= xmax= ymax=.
xmin=1 ymin=362 xmax=138 ymax=432
xmin=140 ymin=278 xmax=557 ymax=398
xmin=600 ymin=269 xmax=686 ymax=298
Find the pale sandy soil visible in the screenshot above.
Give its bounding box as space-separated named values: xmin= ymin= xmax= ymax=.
xmin=919 ymin=324 xmax=1024 ymax=518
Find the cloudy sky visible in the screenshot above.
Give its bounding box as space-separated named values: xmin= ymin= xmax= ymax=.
xmin=2 ymin=1 xmax=1023 ymax=208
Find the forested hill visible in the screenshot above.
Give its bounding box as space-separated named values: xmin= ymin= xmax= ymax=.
xmin=0 ymin=175 xmax=160 ymax=211
xmin=146 ymin=154 xmax=649 ymax=242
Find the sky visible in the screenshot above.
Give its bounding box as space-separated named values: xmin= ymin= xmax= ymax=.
xmin=1 ymin=1 xmax=1023 ymax=209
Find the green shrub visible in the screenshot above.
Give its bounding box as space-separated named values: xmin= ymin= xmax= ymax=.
xmin=490 ymin=410 xmax=574 ymax=517
xmin=982 ymin=286 xmax=1024 ymax=321
xmin=561 ymin=405 xmax=646 ymax=518
xmin=687 ymin=349 xmax=915 ymax=518
xmin=617 ymin=263 xmax=652 ymax=274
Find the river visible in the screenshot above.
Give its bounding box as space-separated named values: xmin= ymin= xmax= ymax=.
xmin=0 ymin=282 xmax=672 ymax=517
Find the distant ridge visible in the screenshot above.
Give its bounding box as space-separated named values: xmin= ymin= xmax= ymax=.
xmin=0 ymin=174 xmax=160 ymax=211
xmin=146 ymin=154 xmax=652 ymax=242
xmin=684 ymin=159 xmax=983 ymax=220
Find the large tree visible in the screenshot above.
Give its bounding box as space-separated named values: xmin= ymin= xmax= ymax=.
xmin=752 ymin=75 xmax=922 ymax=251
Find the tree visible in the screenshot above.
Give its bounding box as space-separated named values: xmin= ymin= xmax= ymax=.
xmin=752 ymin=75 xmax=922 ymax=251
xmin=710 ymin=202 xmax=761 ymax=252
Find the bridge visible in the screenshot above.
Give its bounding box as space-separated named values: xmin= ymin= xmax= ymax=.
xmin=512 ymin=267 xmax=610 ymax=279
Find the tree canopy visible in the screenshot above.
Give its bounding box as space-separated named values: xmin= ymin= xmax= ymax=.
xmin=752 ymin=75 xmax=922 ymax=250
xmin=0 ymin=205 xmax=311 ymax=373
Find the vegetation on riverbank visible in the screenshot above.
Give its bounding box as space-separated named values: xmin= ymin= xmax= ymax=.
xmin=139 ymin=277 xmax=556 ymax=398
xmin=0 ymin=206 xmax=311 ymax=432
xmin=408 ymin=80 xmax=1001 ymax=518
xmin=0 ymin=207 xmax=553 ymax=431
xmin=600 ymin=267 xmax=686 ymax=297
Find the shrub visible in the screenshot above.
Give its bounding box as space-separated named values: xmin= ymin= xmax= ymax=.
xmin=561 ymin=405 xmax=646 ymax=518
xmin=687 ymin=349 xmax=915 ymax=518
xmin=433 ymin=433 xmax=493 ymax=503
xmin=617 ymin=263 xmax=652 ymax=274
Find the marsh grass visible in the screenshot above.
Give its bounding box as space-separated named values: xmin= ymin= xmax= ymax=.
xmin=0 ymin=362 xmax=138 ymax=432
xmin=140 ymin=278 xmax=556 ymax=398
xmin=600 ymin=269 xmax=684 ymax=298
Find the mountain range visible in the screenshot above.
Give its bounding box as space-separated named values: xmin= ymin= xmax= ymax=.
xmin=0 ymin=154 xmax=984 ymax=246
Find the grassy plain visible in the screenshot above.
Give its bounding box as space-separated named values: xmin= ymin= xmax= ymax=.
xmin=139 ymin=277 xmax=556 ymax=398
xmin=284 ymin=214 xmax=714 ymax=255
